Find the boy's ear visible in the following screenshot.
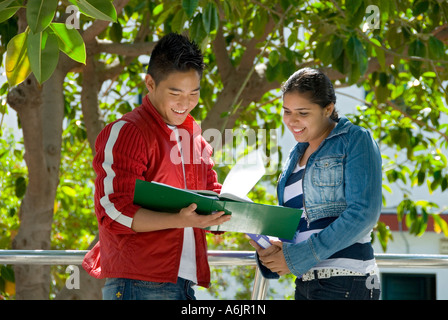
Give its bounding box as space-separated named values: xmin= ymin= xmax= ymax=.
xmin=145 ymin=74 xmax=156 ymax=92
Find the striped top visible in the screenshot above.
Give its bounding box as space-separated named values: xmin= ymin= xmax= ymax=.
xmin=283 ymin=160 xmax=377 ymax=275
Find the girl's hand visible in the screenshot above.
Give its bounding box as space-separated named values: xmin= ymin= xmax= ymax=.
xmin=250 ymin=240 xmax=291 ymax=276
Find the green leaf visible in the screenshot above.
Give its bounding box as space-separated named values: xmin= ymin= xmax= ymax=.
xmin=152 ymin=3 xmax=163 ymax=15
xmin=345 ymin=0 xmax=362 ymax=14
xmin=346 ymin=36 xmax=367 ymax=71
xmin=26 ymin=0 xmax=58 ymax=34
xmin=408 ymin=39 xmax=426 ymax=78
xmin=15 ymin=176 xmax=26 ymax=198
xmin=315 ymin=40 xmax=333 ymax=65
xmin=332 ymin=49 xmax=349 ymax=74
xmin=433 ymin=214 xmax=448 ymax=236
xmin=109 ymin=22 xmax=123 ymax=43
xmin=0 ymin=265 xmax=15 ymax=283
xmin=346 ymin=36 xmax=367 ymax=82
xmin=412 ymin=0 xmax=429 ymax=16
xmin=50 ymin=23 xmax=86 ymax=64
xmin=331 ymin=37 xmax=344 ymax=61
xmin=0 ymin=1 xmax=22 ymax=24
xmin=422 ymin=71 xmax=436 ymax=78
xmin=408 ymin=39 xmax=426 ymax=58
xmin=61 ymin=185 xmax=77 ymax=197
xmin=375 ymin=221 xmax=393 ymax=252
xmin=373 ymin=45 xmax=386 ymax=71
xmin=202 ymin=2 xmax=219 ymax=34
xmin=27 ymin=29 xmax=60 ymax=84
xmin=190 ymin=14 xmax=206 ymax=45
xmin=417 ymin=169 xmax=426 ymax=186
xmin=441 ymin=177 xmax=448 ymax=191
xmin=154 ymin=5 xmax=175 ymax=26
xmin=182 ymin=0 xmax=198 ymax=18
xmin=345 ymin=0 xmax=365 ymax=27
xmin=428 ymin=36 xmax=445 ymax=60
xmin=69 ymin=0 xmax=117 ymax=22
xmin=5 ymin=31 xmax=32 ymax=86
xmin=268 ymin=50 xmax=279 ymax=67
xmin=253 ymin=8 xmax=268 ymax=38
xmin=0 ymin=0 xmax=16 ymax=11
xmin=171 ymin=9 xmax=187 ymax=33
xmin=265 ymin=63 xmax=281 ymax=82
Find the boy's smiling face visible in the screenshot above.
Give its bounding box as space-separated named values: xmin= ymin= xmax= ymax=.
xmin=145 ymin=69 xmax=201 ymax=126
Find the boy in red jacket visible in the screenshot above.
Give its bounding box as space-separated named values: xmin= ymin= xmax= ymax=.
xmin=82 ymin=33 xmax=230 ymax=300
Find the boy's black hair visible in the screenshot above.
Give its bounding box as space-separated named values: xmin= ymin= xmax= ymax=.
xmin=146 ymin=33 xmax=205 ymax=84
xmin=282 ymin=68 xmax=339 ymax=121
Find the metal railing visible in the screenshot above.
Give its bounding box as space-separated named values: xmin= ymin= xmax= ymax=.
xmin=1 ymin=250 xmax=448 ymax=299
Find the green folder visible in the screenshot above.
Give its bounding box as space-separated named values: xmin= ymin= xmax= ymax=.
xmin=133 ymin=180 xmax=302 ymax=240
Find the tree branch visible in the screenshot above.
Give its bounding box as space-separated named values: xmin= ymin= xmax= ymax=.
xmin=212 ymin=23 xmax=234 ymax=82
xmin=93 ymin=40 xmax=156 ymax=56
xmin=238 ymin=17 xmax=276 ymax=72
xmin=81 ymin=55 xmax=103 ymax=154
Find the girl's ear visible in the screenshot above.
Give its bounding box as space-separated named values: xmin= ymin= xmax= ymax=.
xmin=325 ymin=102 xmax=335 ymax=118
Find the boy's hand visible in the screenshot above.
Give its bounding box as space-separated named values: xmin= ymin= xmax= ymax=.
xmin=179 ymin=203 xmax=230 ymax=229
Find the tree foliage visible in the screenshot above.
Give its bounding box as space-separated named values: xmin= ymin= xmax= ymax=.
xmin=0 ymin=0 xmax=447 ymax=299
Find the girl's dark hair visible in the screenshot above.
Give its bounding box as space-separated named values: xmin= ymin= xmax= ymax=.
xmin=146 ymin=33 xmax=205 ymax=84
xmin=281 ymin=68 xmax=339 ymax=121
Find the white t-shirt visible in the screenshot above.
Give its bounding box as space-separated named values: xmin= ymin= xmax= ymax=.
xmin=168 ymin=124 xmax=197 ymax=283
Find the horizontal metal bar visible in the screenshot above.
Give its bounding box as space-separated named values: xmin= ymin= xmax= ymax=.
xmin=0 ymin=250 xmax=257 ymax=266
xmin=0 ymin=250 xmax=88 ymax=266
xmin=375 ymin=253 xmax=448 ymax=269
xmin=1 ymin=250 xmax=448 ymax=269
xmin=207 ymin=250 xmax=257 ymax=266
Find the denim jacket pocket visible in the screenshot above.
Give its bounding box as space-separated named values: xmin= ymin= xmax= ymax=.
xmin=311 ymin=156 xmax=344 ymax=187
xmin=308 ymin=155 xmax=345 ymax=207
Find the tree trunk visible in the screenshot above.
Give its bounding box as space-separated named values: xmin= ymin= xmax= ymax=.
xmin=7 ymin=61 xmax=68 ymax=299
xmin=7 ymin=76 xmax=48 ymax=299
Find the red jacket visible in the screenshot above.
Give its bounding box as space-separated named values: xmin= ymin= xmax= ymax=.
xmin=82 ymin=96 xmax=221 ymax=287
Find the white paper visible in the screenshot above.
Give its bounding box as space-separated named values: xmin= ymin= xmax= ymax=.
xmin=220 ymin=148 xmax=266 ymax=199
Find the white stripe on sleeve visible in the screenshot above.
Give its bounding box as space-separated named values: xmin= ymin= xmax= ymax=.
xmin=99 ymin=120 xmax=133 ymax=228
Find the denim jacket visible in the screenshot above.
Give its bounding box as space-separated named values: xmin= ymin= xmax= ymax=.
xmin=258 ymin=117 xmax=382 ymax=279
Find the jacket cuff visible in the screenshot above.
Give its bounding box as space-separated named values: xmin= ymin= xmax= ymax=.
xmin=282 ymin=239 xmax=320 ymax=277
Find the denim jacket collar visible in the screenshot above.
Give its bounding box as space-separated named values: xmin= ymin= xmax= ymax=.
xmin=327 ymin=116 xmax=351 ymax=139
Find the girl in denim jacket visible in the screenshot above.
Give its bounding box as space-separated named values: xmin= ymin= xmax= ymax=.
xmin=250 ymin=68 xmax=382 ymax=300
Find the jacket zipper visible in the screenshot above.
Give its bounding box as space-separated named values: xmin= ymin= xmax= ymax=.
xmin=170 ymin=125 xmax=187 ymax=189
xmin=301 ymin=142 xmax=325 ymax=228
xmin=302 ymin=156 xmax=311 ymax=228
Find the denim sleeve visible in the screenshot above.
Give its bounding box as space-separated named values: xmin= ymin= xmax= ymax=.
xmin=282 ymin=129 xmax=383 ymax=277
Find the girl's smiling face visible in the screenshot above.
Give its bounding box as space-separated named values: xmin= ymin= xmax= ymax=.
xmin=282 ymin=92 xmax=336 ymax=149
